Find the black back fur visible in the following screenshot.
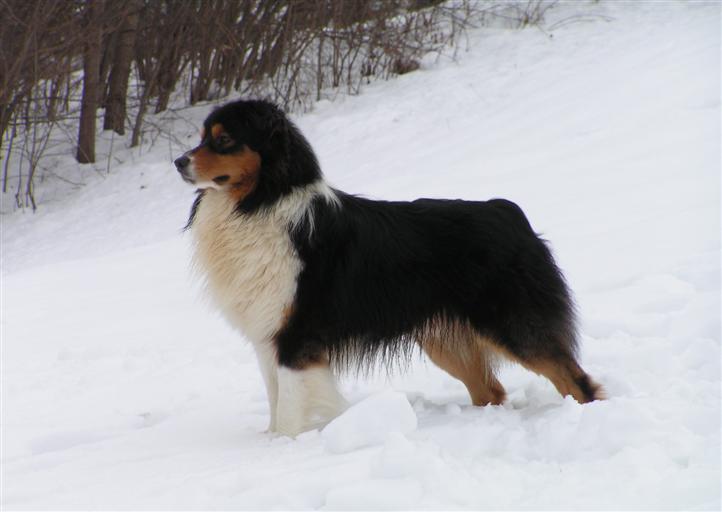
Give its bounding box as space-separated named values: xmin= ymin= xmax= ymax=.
xmin=280 ymin=192 xmax=578 ymax=372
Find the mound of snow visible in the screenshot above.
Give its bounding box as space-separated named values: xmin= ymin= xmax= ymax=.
xmin=322 ymin=391 xmax=417 ymax=453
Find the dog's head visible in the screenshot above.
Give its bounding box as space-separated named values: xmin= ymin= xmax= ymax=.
xmin=175 ymin=99 xmax=319 ymax=209
xmin=174 ymin=100 xmax=278 ymax=200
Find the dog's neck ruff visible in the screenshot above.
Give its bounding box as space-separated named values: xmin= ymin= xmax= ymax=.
xmin=190 ymin=180 xmax=337 ymax=344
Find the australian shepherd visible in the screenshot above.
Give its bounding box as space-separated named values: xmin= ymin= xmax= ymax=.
xmin=174 ymin=99 xmax=603 ymax=437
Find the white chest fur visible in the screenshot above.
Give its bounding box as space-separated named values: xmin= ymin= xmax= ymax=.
xmin=191 ymin=190 xmax=303 ymax=344
xmin=190 ymin=182 xmax=345 ymax=436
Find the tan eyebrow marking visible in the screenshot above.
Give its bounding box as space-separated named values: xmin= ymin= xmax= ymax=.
xmin=211 ymin=123 xmax=224 ymax=139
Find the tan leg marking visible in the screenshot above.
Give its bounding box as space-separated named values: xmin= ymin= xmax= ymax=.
xmin=424 ymin=343 xmax=505 ymax=406
xmin=521 ymin=358 xmax=603 ymax=403
xmin=477 ymin=338 xmax=604 ymax=404
xmin=421 ymin=323 xmax=506 ymax=406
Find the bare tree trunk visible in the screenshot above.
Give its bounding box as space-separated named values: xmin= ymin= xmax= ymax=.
xmin=77 ymin=0 xmax=103 ymax=163
xmin=130 ymin=84 xmax=150 ymax=148
xmin=0 ymin=103 xmax=15 ymax=155
xmin=104 ymin=0 xmax=140 ymax=134
xmin=98 ymin=29 xmax=117 ymax=106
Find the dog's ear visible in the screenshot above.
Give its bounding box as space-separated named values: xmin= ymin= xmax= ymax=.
xmin=242 ymin=101 xmax=287 ymax=154
xmin=264 ymin=104 xmax=288 ymax=150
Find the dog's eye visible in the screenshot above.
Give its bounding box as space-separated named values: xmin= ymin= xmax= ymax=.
xmin=216 ymin=133 xmax=233 ymax=148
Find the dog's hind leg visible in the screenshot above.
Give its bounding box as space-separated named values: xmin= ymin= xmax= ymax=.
xmin=482 ymin=335 xmax=604 ymax=404
xmin=423 ymin=334 xmax=506 ymax=406
xmin=275 ymin=361 xmax=348 ymax=437
xmin=519 ymin=354 xmax=603 ymax=404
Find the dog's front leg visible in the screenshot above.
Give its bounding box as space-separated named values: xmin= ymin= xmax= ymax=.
xmin=253 ymin=342 xmax=279 ymax=432
xmin=276 ymin=363 xmax=348 ymax=438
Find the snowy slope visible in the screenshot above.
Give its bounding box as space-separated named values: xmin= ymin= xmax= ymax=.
xmin=2 ymin=1 xmax=720 ymax=509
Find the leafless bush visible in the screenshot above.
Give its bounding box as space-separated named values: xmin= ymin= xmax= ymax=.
xmin=1 ymin=0 xmax=559 ymax=211
xmin=0 ymin=0 xmax=84 ymax=209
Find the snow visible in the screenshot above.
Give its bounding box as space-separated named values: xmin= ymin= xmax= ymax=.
xmin=2 ymin=1 xmax=720 ymax=509
xmin=322 ymin=392 xmax=418 ymax=454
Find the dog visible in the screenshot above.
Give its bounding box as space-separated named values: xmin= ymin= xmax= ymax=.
xmin=174 ymin=99 xmax=603 ymax=437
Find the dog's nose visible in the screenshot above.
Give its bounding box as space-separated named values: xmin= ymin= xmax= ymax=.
xmin=174 ymin=155 xmax=190 ymax=172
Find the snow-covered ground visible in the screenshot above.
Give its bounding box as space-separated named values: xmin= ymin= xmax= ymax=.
xmin=2 ymin=2 xmax=720 ymax=509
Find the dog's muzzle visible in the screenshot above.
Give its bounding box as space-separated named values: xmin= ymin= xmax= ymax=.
xmin=174 ymin=155 xmax=194 ymax=183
